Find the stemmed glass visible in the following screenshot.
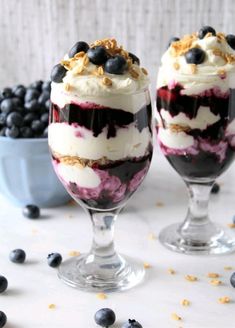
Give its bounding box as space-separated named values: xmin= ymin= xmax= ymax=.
xmin=156 ymin=71 xmax=235 ymax=255
xmin=49 ymin=90 xmax=153 ymax=291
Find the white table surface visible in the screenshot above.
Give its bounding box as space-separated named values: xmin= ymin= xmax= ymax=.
xmin=1 ymin=149 xmax=235 ymax=328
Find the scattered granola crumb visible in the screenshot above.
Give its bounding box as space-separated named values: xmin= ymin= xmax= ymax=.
xmin=171 ymin=313 xmax=182 ymax=321
xmin=68 ymin=251 xmax=81 ymax=257
xmin=185 ymin=274 xmax=198 ymax=282
xmin=227 ymin=223 xmax=235 ymax=228
xmin=167 ymin=268 xmax=176 ymax=275
xmin=210 ymin=279 xmax=222 ymax=286
xmin=207 ymin=272 xmax=220 ymax=278
xmin=141 ymin=67 xmax=148 ymax=75
xmin=129 ymin=67 xmax=139 ymax=79
xmin=180 ymin=299 xmax=190 ymax=306
xmin=102 ymin=76 xmax=112 ymax=87
xmin=218 ymin=296 xmax=230 ymax=304
xmin=96 ymin=293 xmax=107 ymax=300
xmin=67 ymin=199 xmax=77 ymax=206
xmin=143 ymin=262 xmax=151 ymax=269
xmin=48 ymin=304 xmax=56 ymax=309
xmin=148 ymin=233 xmax=157 ymax=240
xmin=224 ymin=266 xmax=233 ymax=271
xmin=156 ymin=201 xmax=164 ymax=207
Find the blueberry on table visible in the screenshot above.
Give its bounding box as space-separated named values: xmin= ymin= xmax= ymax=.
xmin=23 ymin=112 xmax=38 ymax=125
xmin=0 ymin=128 xmax=6 ymax=136
xmin=20 ymin=126 xmax=33 ymax=138
xmin=29 ymin=80 xmax=43 ymax=91
xmin=68 ymin=41 xmax=89 ymax=58
xmin=24 ymin=88 xmax=40 ymax=102
xmin=104 ymin=55 xmax=128 ymax=75
xmin=45 ymin=99 xmax=51 ymax=110
xmin=0 ymin=113 xmax=7 ymax=126
xmin=47 ymin=253 xmax=62 ymax=268
xmin=1 ymin=87 xmax=12 ymax=99
xmin=38 ymin=91 xmax=50 ymax=105
xmin=9 ymin=249 xmax=26 ymax=263
xmin=6 ymin=112 xmax=23 ymax=127
xmin=230 ymin=272 xmax=235 ymax=288
xmin=23 ymin=204 xmax=40 ymax=219
xmin=0 ymin=98 xmax=16 ymax=114
xmin=0 ymin=276 xmax=8 ymax=293
xmin=122 ymin=319 xmax=143 ymax=328
xmin=211 ymin=182 xmax=220 ymax=194
xmin=185 ymin=48 xmax=206 ymax=64
xmin=5 ymin=126 xmax=20 ymax=138
xmin=13 ymin=86 xmax=26 ymax=99
xmin=42 ymin=81 xmax=51 ymax=92
xmin=198 ymin=26 xmax=216 ymax=39
xmin=168 ymin=36 xmax=180 ymax=47
xmin=226 ymin=34 xmax=235 ymax=50
xmin=87 ymin=46 xmax=108 ymax=65
xmin=43 ymin=127 xmax=48 ymax=138
xmin=24 ymin=99 xmax=39 ymax=112
xmin=51 ymin=64 xmax=67 ymax=83
xmin=40 ymin=112 xmax=49 ymax=124
xmin=0 ymin=311 xmax=7 ymax=328
xmin=31 ymin=120 xmax=44 ymax=134
xmin=94 ymin=308 xmax=116 ymax=327
xmin=129 ymin=52 xmax=140 ymax=65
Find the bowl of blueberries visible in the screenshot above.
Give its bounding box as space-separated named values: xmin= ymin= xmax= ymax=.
xmin=0 ymin=80 xmax=70 ymax=207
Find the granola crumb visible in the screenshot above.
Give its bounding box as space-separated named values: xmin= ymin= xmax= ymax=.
xmin=148 ymin=233 xmax=157 ymax=240
xmin=141 ymin=67 xmax=148 ymax=75
xmin=210 ymin=279 xmax=222 ymax=286
xmin=227 ymin=223 xmax=235 ymax=228
xmin=185 ymin=274 xmax=198 ymax=282
xmin=218 ymin=296 xmax=230 ymax=304
xmin=68 ymin=251 xmax=81 ymax=257
xmin=207 ymin=272 xmax=220 ymax=278
xmin=96 ymin=293 xmax=107 ymax=300
xmin=67 ymin=199 xmax=76 ymax=206
xmin=48 ymin=304 xmax=56 ymax=309
xmin=180 ymin=299 xmax=190 ymax=306
xmin=156 ymin=201 xmax=164 ymax=207
xmin=171 ymin=313 xmax=182 ymax=321
xmin=224 ymin=266 xmax=233 ymax=271
xmin=167 ymin=268 xmax=176 ymax=275
xmin=144 ymin=262 xmax=151 ymax=269
xmin=129 ymin=67 xmax=139 ymax=79
xmin=102 ymin=76 xmax=112 ymax=87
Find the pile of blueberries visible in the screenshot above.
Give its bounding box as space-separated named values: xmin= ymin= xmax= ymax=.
xmin=51 ymin=40 xmax=140 ymax=83
xmin=169 ymin=26 xmax=235 ymax=65
xmin=0 ymin=81 xmax=51 ymax=139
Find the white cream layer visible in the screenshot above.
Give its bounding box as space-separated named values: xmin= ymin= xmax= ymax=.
xmin=157 ymin=35 xmax=235 ymax=94
xmin=48 ymin=123 xmax=151 ymax=161
xmin=57 ymin=162 xmax=101 ymax=188
xmin=160 ymin=106 xmax=220 ymax=130
xmin=51 ymin=82 xmax=151 ymax=113
xmin=158 ymin=127 xmax=194 ymax=149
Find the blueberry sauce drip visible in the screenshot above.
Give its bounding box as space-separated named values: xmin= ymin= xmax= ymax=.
xmin=51 ymin=102 xmax=152 ymax=138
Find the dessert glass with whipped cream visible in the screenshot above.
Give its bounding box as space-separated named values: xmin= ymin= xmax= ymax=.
xmin=49 ymin=38 xmax=153 ymax=291
xmin=156 ymin=26 xmax=235 ymax=255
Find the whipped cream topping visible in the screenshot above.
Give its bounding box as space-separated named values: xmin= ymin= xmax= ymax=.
xmin=157 ymin=33 xmax=235 ymax=93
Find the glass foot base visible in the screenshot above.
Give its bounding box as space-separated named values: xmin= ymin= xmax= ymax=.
xmin=58 ymin=254 xmax=145 ymax=292
xmin=159 ymin=223 xmax=235 ymax=255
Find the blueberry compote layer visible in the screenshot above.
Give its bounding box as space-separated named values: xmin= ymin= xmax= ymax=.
xmin=157 ymin=84 xmax=235 ymax=180
xmin=50 ymin=101 xmax=152 ymax=210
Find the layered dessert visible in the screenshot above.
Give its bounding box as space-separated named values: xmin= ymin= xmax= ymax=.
xmin=157 ymin=26 xmax=235 ymax=180
xmin=49 ymin=38 xmax=152 ymax=209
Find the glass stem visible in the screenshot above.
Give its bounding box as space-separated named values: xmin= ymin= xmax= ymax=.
xmin=88 ymin=207 xmax=122 ymax=262
xmin=179 ymin=181 xmax=220 ymax=243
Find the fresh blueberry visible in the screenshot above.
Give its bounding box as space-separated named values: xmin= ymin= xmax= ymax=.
xmin=25 ymin=99 xmax=40 ymax=112
xmin=43 ymin=127 xmax=48 ymax=138
xmin=6 ymin=112 xmax=23 ymax=127
xmin=20 ymin=126 xmax=33 ymax=138
xmin=129 ymin=52 xmax=140 ymax=65
xmin=42 ymin=81 xmax=51 ymax=92
xmin=0 ymin=113 xmax=7 ymax=126
xmin=185 ymin=48 xmax=206 ymax=64
xmin=12 ymin=96 xmax=23 ymax=107
xmin=29 ymin=80 xmax=43 ymax=91
xmin=51 ymin=64 xmax=67 ymax=83
xmin=0 ymin=276 xmax=8 ymax=293
xmin=9 ymin=249 xmax=26 ymax=263
xmin=230 ymin=272 xmax=235 ymax=288
xmin=122 ymin=319 xmax=143 ymax=328
xmin=40 ymin=112 xmax=49 ymax=124
xmin=0 ymin=98 xmax=16 ymax=114
xmin=226 ymin=34 xmax=235 ymax=50
xmin=38 ymin=91 xmax=50 ymax=105
xmin=0 ymin=128 xmax=6 ymax=136
xmin=168 ymin=36 xmax=180 ymax=47
xmin=1 ymin=87 xmax=12 ymax=99
xmin=87 ymin=46 xmax=108 ymax=65
xmin=31 ymin=120 xmax=44 ymax=133
xmin=104 ymin=55 xmax=128 ymax=74
xmin=23 ymin=112 xmax=39 ymax=125
xmin=13 ymin=86 xmax=26 ymax=99
xmin=0 ymin=311 xmax=7 ymax=328
xmin=198 ymin=26 xmax=216 ymax=39
xmin=25 ymin=88 xmax=40 ymax=103
xmin=23 ymin=204 xmax=40 ymax=219
xmin=68 ymin=41 xmax=89 ymax=58
xmin=211 ymin=182 xmax=220 ymax=194
xmin=47 ymin=253 xmax=62 ymax=268
xmin=94 ymin=308 xmax=116 ymax=327
xmin=45 ymin=99 xmax=51 ymax=110
xmin=5 ymin=126 xmax=20 ymax=138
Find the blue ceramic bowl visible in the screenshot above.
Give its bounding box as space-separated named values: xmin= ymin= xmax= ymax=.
xmin=0 ymin=137 xmax=71 ymax=207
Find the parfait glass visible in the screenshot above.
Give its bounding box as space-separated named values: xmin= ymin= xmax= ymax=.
xmin=48 ymin=89 xmax=153 ymax=291
xmin=156 ymin=71 xmax=235 ymax=255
